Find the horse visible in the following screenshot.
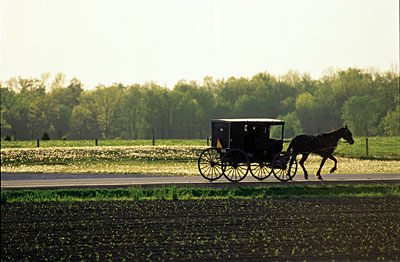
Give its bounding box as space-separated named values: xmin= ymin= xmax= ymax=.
xmin=287 ymin=126 xmax=354 ymax=180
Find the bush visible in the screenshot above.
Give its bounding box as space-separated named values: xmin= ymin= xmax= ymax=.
xmin=4 ymin=135 xmax=11 ymax=141
xmin=381 ymin=106 xmax=400 ymax=136
xmin=62 ymin=136 xmax=68 ymax=141
xmin=41 ymin=132 xmax=50 ymax=140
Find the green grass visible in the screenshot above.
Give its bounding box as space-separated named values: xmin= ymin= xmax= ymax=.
xmin=2 ymin=137 xmax=399 ymax=160
xmin=334 ymin=136 xmax=400 ymax=160
xmin=0 ymin=139 xmax=208 ymax=148
xmin=2 ymin=184 xmax=399 ymax=203
xmin=285 ymin=136 xmax=399 ymax=160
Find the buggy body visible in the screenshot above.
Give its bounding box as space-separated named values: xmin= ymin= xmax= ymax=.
xmin=198 ymin=118 xmax=297 ymax=182
xmin=211 ymin=118 xmax=284 ymax=163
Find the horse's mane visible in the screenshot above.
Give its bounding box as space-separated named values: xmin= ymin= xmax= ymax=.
xmin=318 ymin=127 xmax=344 ymax=136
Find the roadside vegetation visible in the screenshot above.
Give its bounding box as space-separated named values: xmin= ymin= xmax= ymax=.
xmin=2 ymin=137 xmax=398 ymax=160
xmin=2 ymin=184 xmax=400 ymax=203
xmin=1 ymin=137 xmax=399 ymax=175
xmin=0 ymin=139 xmax=206 ymax=148
xmin=334 ymin=136 xmax=399 ymax=160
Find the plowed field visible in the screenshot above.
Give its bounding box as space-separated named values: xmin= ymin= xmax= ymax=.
xmin=2 ymin=198 xmax=400 ymax=261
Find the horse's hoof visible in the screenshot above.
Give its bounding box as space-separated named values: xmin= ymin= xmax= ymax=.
xmin=304 ymin=175 xmax=308 ymax=180
xmin=317 ymin=176 xmax=323 ymax=180
xmin=330 ymin=168 xmax=336 ymax=173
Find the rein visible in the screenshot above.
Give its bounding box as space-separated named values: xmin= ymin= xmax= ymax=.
xmin=296 ymin=142 xmax=349 ymax=155
xmin=301 ymin=132 xmax=350 ymax=155
xmin=334 ymin=140 xmax=350 ymax=154
xmin=323 ymin=128 xmax=351 ymax=153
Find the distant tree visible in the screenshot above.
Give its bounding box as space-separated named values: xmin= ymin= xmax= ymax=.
xmin=49 ymin=78 xmax=83 ymax=138
xmin=195 ymin=84 xmax=217 ymax=138
xmin=27 ymin=92 xmax=58 ymax=138
xmin=295 ymin=93 xmax=322 ymax=134
xmin=278 ymin=112 xmax=303 ymax=138
xmin=331 ymin=68 xmax=372 ymax=107
xmin=40 ymin=73 xmax=51 ymax=90
xmin=381 ymin=105 xmax=400 ymax=136
xmin=69 ymin=105 xmax=92 ymax=139
xmin=141 ymin=83 xmax=170 ymax=139
xmin=69 ymin=91 xmax=101 ymax=139
xmin=249 ymin=72 xmax=293 ymax=117
xmin=217 ymin=77 xmax=253 ymax=106
xmin=93 ymin=84 xmax=124 ymax=139
xmin=1 ymin=68 xmax=398 ymax=140
xmin=121 ymin=84 xmax=142 ymax=139
xmin=233 ymin=94 xmax=263 ymax=118
xmin=375 ymin=70 xmax=399 ymax=120
xmin=41 ymin=131 xmax=50 ymax=140
xmin=50 ymin=72 xmax=66 ymax=91
xmin=342 ymin=96 xmax=379 ymax=136
xmin=0 ymin=88 xmax=14 ymax=132
xmin=312 ymin=82 xmax=342 ymax=131
xmin=183 ymin=98 xmax=201 ymax=139
xmin=15 ymin=79 xmax=47 ymax=139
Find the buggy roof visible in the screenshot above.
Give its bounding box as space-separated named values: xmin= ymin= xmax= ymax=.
xmin=211 ymin=118 xmax=284 ymax=125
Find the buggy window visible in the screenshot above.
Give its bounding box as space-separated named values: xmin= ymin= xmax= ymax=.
xmin=270 ymin=125 xmax=283 ymax=140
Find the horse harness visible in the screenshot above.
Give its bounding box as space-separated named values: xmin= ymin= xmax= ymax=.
xmin=305 ymin=134 xmax=337 ymax=154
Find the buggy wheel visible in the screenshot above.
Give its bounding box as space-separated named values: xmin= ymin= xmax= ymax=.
xmin=272 ymin=151 xmax=297 ymax=182
xmin=222 ymin=149 xmax=249 ymax=182
xmin=198 ymin=148 xmax=223 ymax=181
xmin=250 ymin=162 xmax=272 ymax=180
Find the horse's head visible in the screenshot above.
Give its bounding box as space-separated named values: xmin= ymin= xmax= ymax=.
xmin=339 ymin=125 xmax=354 ymax=144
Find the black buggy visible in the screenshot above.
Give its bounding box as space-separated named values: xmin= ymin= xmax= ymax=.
xmin=198 ymin=118 xmax=297 ymax=182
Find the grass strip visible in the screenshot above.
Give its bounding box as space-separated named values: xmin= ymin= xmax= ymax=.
xmin=2 ymin=184 xmax=399 ymax=203
xmin=1 ymin=139 xmax=207 ymax=148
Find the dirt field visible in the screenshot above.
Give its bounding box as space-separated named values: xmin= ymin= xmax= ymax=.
xmin=2 ymin=198 xmax=400 ymax=261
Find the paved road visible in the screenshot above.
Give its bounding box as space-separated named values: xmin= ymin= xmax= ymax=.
xmin=1 ymin=172 xmax=399 ymax=189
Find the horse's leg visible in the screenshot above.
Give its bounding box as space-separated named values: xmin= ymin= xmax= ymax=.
xmin=328 ymin=155 xmax=337 ymax=173
xmin=299 ymin=153 xmax=310 ymax=180
xmin=316 ymin=157 xmax=327 ymax=180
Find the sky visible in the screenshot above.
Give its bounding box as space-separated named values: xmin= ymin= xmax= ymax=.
xmin=0 ymin=0 xmax=399 ymax=89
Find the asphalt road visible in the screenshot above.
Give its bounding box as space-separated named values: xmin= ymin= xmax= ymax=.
xmin=1 ymin=172 xmax=399 ymax=189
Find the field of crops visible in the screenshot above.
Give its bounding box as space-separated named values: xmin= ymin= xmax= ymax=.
xmin=2 ymin=197 xmax=399 ymax=261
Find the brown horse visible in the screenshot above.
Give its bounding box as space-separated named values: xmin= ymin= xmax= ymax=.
xmin=287 ymin=126 xmax=354 ymax=180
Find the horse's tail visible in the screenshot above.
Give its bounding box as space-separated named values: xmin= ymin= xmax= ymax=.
xmin=287 ymin=138 xmax=295 ymax=152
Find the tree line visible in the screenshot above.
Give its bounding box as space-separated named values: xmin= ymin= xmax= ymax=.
xmin=1 ymin=68 xmax=399 ymax=140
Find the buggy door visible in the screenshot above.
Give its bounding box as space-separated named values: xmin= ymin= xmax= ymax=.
xmin=211 ymin=121 xmax=230 ymax=149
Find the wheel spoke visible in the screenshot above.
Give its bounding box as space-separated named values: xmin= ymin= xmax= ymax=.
xmin=211 ymin=167 xmax=216 ymax=179
xmin=272 ymin=152 xmax=297 ymax=182
xmin=250 ymin=162 xmax=272 ymax=180
xmin=200 ymin=165 xmax=211 ymax=173
xmin=198 ymin=148 xmax=223 ymax=181
xmin=222 ymin=149 xmax=249 ymax=182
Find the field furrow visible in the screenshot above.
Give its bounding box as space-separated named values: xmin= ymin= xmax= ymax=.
xmin=2 ymin=198 xmax=400 ymax=261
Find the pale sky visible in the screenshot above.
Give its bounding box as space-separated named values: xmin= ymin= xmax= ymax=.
xmin=0 ymin=0 xmax=399 ymax=89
